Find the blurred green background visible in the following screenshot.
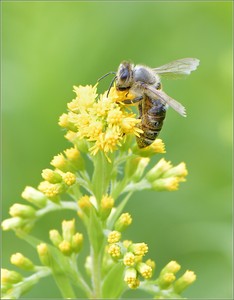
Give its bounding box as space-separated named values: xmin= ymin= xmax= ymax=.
xmin=2 ymin=1 xmax=232 ymax=299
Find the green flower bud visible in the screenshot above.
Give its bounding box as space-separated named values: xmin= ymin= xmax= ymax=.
xmin=100 ymin=195 xmax=114 ymax=220
xmin=146 ymin=158 xmax=172 ymax=182
xmin=21 ymin=186 xmax=47 ymax=208
xmin=58 ymin=240 xmax=73 ymax=256
xmin=71 ymin=232 xmax=83 ymax=253
xmin=174 ymin=270 xmax=196 ymax=293
xmin=1 ymin=217 xmax=24 ymax=231
xmin=1 ymin=268 xmax=23 ymax=284
xmin=41 ymin=169 xmax=62 ymax=183
xmin=37 ymin=243 xmax=51 ymax=266
xmin=136 ymin=262 xmax=152 ymax=279
xmin=9 ymin=203 xmax=36 ymax=218
xmin=62 ymin=219 xmax=75 ymax=242
xmin=64 ymin=147 xmax=85 ymax=170
xmin=49 ymin=229 xmax=63 ymax=247
xmin=114 ymin=213 xmax=132 ymax=232
xmin=158 ymin=272 xmax=176 ymax=289
xmin=10 ymin=253 xmax=34 ymax=271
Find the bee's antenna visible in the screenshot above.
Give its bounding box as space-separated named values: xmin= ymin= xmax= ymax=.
xmin=97 ymin=71 xmax=116 ymax=82
xmin=107 ymin=75 xmax=117 ymax=97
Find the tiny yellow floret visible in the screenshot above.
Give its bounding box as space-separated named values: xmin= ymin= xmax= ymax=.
xmin=123 ymin=252 xmax=135 ymax=266
xmin=62 ymin=172 xmax=76 ymax=186
xmin=131 ymin=243 xmax=148 ymax=256
xmin=108 ymin=244 xmax=121 ymax=258
xmin=108 ymin=231 xmax=121 ymax=244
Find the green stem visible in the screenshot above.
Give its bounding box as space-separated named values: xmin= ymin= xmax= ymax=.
xmin=36 ymin=201 xmax=78 ymax=218
xmin=107 ymin=192 xmax=133 ymax=229
xmin=90 ymin=246 xmax=102 ymax=298
xmin=92 ymin=151 xmax=113 ymax=203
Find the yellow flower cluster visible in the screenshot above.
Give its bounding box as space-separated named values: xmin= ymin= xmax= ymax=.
xmin=107 ymin=230 xmax=154 ymax=289
xmin=59 ymin=85 xmax=142 ymax=156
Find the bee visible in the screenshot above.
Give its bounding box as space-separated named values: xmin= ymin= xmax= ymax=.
xmin=99 ymin=58 xmax=199 ymax=148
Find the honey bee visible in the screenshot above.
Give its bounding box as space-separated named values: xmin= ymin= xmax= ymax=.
xmin=99 ymin=58 xmax=199 ymax=148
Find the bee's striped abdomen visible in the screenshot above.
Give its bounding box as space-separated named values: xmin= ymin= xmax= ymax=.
xmin=136 ymin=97 xmax=167 ymax=148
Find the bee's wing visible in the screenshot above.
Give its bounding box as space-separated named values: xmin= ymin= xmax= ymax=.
xmin=144 ymin=84 xmax=186 ymax=117
xmin=153 ymin=58 xmax=200 ymax=79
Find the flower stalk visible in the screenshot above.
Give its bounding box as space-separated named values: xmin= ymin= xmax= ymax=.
xmin=1 ymin=84 xmax=195 ymax=299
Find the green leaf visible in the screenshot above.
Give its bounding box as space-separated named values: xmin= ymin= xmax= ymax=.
xmin=102 ymin=262 xmax=126 ymax=298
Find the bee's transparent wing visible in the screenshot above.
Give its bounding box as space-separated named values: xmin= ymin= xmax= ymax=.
xmin=153 ymin=58 xmax=200 ymax=79
xmin=144 ymin=84 xmax=186 ymax=117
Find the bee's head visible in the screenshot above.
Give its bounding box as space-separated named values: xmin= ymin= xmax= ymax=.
xmin=116 ymin=61 xmax=134 ymax=90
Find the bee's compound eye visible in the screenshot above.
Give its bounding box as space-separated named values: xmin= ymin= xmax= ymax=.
xmin=120 ymin=69 xmax=129 ymax=81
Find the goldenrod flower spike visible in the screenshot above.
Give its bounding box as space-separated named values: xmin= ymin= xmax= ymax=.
xmin=1 ymin=83 xmax=196 ymax=299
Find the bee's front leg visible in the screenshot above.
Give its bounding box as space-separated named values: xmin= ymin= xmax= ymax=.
xmin=120 ymin=96 xmax=143 ymax=105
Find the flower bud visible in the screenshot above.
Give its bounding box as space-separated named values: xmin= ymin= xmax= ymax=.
xmin=127 ymin=277 xmax=140 ymax=289
xmin=145 ymin=259 xmax=156 ymax=273
xmin=21 ymin=186 xmax=47 ymax=207
xmin=10 ymin=253 xmax=34 ymax=271
xmin=50 ymin=153 xmax=71 ymax=172
xmin=71 ymin=233 xmax=83 ymax=253
xmin=38 ymin=181 xmax=65 ymax=200
xmin=136 ymin=262 xmax=152 ymax=279
xmin=114 ymin=213 xmax=132 ymax=232
xmin=49 ymin=229 xmax=63 ymax=247
xmin=151 ymin=177 xmax=180 ymax=191
xmin=107 ymin=231 xmax=121 ymax=244
xmin=78 ymin=195 xmax=93 ymax=216
xmin=1 ymin=268 xmax=23 ymax=284
xmin=62 ymin=172 xmax=76 ymax=186
xmin=158 ymin=272 xmax=176 ymax=289
xmin=133 ymin=139 xmax=166 ymax=156
xmin=9 ymin=203 xmax=36 ymax=218
xmin=129 ymin=242 xmax=148 ymax=257
xmin=161 ymin=260 xmax=181 ymax=275
xmin=100 ymin=195 xmax=114 ymax=220
xmin=1 ymin=217 xmax=24 ymax=231
xmin=146 ymin=158 xmax=172 ymax=182
xmin=59 ymin=113 xmax=77 ymax=131
xmin=123 ymin=252 xmax=135 ymax=266
xmin=62 ymin=219 xmax=75 ymax=242
xmin=108 ymin=244 xmax=121 ymax=258
xmin=41 ymin=169 xmax=62 ymax=183
xmin=37 ymin=243 xmax=51 ymax=266
xmin=174 ymin=270 xmax=196 ymax=293
xmin=58 ymin=240 xmax=73 ymax=256
xmin=124 ymin=267 xmax=137 ymax=285
xmin=64 ymin=147 xmax=85 ymax=170
xmin=163 ymin=162 xmax=188 ymax=179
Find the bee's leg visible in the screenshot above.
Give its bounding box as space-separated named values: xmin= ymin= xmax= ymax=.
xmin=138 ymin=102 xmax=142 ymax=118
xmin=121 ymin=96 xmax=143 ymax=105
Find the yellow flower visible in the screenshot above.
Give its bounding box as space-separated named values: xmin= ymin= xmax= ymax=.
xmin=62 ymin=172 xmax=76 ymax=186
xmin=107 ymin=231 xmax=121 ymax=244
xmin=130 ymin=242 xmax=148 ymax=256
xmin=123 ymin=252 xmax=135 ymax=266
xmin=136 ymin=262 xmax=152 ymax=279
xmin=108 ymin=244 xmax=121 ymax=258
xmin=59 ymin=84 xmax=142 ymax=158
